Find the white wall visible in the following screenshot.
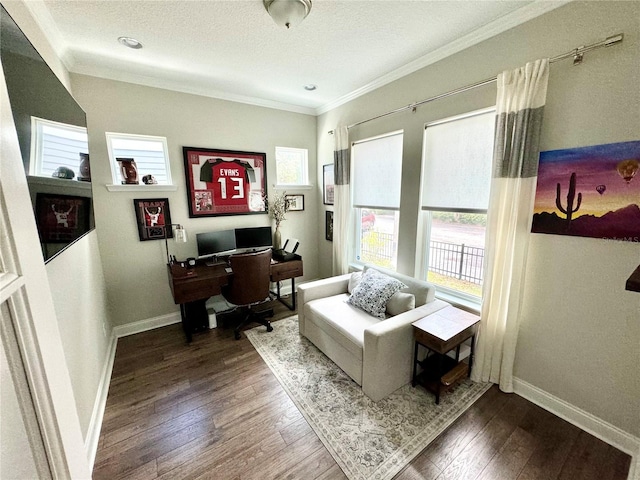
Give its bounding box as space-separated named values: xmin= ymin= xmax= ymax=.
xmin=45 ymin=233 xmax=112 ymax=436
xmin=70 ymin=74 xmax=318 ymax=327
xmin=317 ymin=1 xmax=640 ymax=437
xmin=2 ymin=0 xmax=112 ymax=451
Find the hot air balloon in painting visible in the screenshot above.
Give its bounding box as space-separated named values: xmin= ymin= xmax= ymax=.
xmin=616 ymin=159 xmax=639 ymax=184
xmin=596 ymin=184 xmax=606 ymax=195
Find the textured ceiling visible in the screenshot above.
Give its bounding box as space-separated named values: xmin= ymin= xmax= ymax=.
xmin=27 ymin=0 xmax=566 ymax=114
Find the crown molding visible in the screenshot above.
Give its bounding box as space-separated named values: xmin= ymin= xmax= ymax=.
xmin=315 ymin=0 xmax=571 ymax=115
xmin=71 ymin=65 xmax=318 ymax=116
xmin=23 ymin=0 xmax=570 ymax=117
xmin=21 ymin=0 xmax=73 ymax=71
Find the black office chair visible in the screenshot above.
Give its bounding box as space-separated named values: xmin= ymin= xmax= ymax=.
xmin=221 ymin=249 xmax=274 ymax=340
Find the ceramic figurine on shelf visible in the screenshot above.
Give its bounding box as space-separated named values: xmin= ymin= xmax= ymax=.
xmin=142 ymin=174 xmax=158 ymax=185
xmin=117 ymin=157 xmax=138 ymax=184
xmin=52 ymin=166 xmax=75 ymax=179
xmin=78 ymin=152 xmax=91 ymax=181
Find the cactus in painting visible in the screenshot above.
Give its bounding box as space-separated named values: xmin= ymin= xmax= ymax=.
xmin=556 ymin=172 xmax=582 ymax=228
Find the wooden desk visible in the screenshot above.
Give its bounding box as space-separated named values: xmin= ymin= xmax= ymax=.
xmin=411 ymin=305 xmax=480 ymax=404
xmin=168 ymin=263 xmax=229 ymax=304
xmin=270 ymin=258 xmax=303 ymax=310
xmin=168 ymin=256 xmax=303 ymax=341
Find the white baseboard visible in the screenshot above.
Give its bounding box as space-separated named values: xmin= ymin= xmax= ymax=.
xmin=273 ymin=277 xmax=319 ymax=299
xmin=272 ymin=280 xmax=293 ymax=298
xmin=84 ymin=331 xmax=117 ymax=470
xmin=513 ymin=376 xmax=640 ymax=478
xmin=112 ymin=312 xmax=181 ymax=338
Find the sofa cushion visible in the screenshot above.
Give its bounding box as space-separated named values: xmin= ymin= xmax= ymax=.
xmin=347 ymin=268 xmax=407 ymax=319
xmin=364 ymin=265 xmax=435 ymax=307
xmin=305 ymin=294 xmax=380 ymax=359
xmin=347 ymin=271 xmax=363 ymax=294
xmin=386 ymin=292 xmax=415 ymax=316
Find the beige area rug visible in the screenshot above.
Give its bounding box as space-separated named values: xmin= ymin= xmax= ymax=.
xmin=246 ymin=316 xmax=491 ymax=480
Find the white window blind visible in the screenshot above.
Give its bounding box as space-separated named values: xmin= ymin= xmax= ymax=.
xmin=106 ymin=133 xmax=172 ymax=185
xmin=421 ymin=108 xmax=495 ymax=212
xmin=352 ymin=131 xmax=403 ymax=209
xmin=29 ymin=117 xmax=88 ymax=177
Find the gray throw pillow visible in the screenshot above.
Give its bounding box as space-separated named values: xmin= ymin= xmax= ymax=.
xmin=347 ymin=268 xmax=407 ymax=319
xmin=386 ymin=292 xmax=415 ymax=316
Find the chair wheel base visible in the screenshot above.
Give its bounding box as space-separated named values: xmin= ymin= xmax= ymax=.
xmin=234 ymin=330 xmax=241 ymax=340
xmin=266 ymin=323 xmax=273 ymax=332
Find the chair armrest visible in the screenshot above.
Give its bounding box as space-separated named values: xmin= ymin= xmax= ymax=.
xmin=297 ymin=274 xmax=351 ymax=335
xmin=362 ymin=299 xmax=450 ymax=401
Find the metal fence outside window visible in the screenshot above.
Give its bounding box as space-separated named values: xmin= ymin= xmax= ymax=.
xmin=429 ymin=241 xmax=485 ymax=285
xmin=359 ymin=233 xmax=485 ymax=286
xmin=359 ymin=231 xmax=396 ymax=268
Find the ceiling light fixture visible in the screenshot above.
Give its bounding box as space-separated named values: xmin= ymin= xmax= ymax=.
xmin=263 ymin=0 xmax=312 ymax=29
xmin=118 ymin=36 xmax=143 ymax=49
xmin=304 ymin=84 xmax=317 ymax=91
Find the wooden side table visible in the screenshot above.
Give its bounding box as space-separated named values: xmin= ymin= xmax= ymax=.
xmin=411 ymin=305 xmax=480 ymax=404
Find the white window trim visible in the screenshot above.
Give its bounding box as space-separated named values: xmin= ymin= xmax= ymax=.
xmin=29 ymin=116 xmax=88 ymax=177
xmin=415 ymin=107 xmax=495 ymax=308
xmin=105 ymin=132 xmax=172 ymax=188
xmin=273 ymin=184 xmax=313 ymax=191
xmin=274 ymin=146 xmax=311 ymax=188
xmin=350 ymin=130 xmax=404 ymax=270
xmin=104 ymin=184 xmax=178 ymax=192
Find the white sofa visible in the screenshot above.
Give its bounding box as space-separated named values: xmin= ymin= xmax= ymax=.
xmin=297 ymin=266 xmax=449 ymax=401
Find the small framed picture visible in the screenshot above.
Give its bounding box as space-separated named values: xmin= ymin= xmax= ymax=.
xmin=285 ymin=194 xmax=304 ymax=211
xmin=326 ymin=211 xmax=334 ymax=241
xmin=133 ymin=198 xmax=173 ymax=241
xmin=323 ymin=164 xmax=334 ymax=205
xmin=35 ymin=193 xmax=91 ymax=243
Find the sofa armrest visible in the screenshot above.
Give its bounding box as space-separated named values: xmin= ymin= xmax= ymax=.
xmin=362 ymin=299 xmax=450 ymax=401
xmin=297 ymin=274 xmax=351 ymax=335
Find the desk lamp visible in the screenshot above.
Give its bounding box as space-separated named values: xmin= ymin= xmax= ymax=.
xmin=164 ymin=224 xmax=187 ymax=264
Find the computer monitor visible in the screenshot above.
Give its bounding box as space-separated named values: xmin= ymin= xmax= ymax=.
xmin=196 ymin=230 xmax=237 ymax=261
xmin=234 ymin=226 xmax=272 ymax=252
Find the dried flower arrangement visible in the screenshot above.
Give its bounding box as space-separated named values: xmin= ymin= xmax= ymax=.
xmin=269 ymin=191 xmax=290 ymax=228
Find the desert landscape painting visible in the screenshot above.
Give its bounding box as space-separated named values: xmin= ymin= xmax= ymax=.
xmin=532 ymin=141 xmax=640 ymax=242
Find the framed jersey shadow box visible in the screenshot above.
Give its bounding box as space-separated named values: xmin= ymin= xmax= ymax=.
xmin=183 ymin=147 xmax=268 ymax=217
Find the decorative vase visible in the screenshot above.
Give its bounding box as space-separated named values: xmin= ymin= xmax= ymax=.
xmin=78 ymin=152 xmax=91 ymax=182
xmin=117 ymin=158 xmax=139 ymax=184
xmin=273 ymin=225 xmax=282 ymax=250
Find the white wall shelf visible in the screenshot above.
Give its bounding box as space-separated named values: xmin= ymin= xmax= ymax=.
xmin=105 ymin=184 xmax=178 ymax=192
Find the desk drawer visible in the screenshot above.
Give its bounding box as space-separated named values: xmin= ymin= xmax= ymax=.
xmin=270 ymin=260 xmax=303 ymax=282
xmin=413 ymin=324 xmax=476 ymax=355
xmin=171 ymin=276 xmax=227 ymax=304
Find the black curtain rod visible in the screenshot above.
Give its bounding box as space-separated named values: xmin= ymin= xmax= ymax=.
xmin=328 ymin=33 xmax=623 ymax=135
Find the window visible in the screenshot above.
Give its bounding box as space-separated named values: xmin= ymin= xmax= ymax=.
xmin=106 ymin=132 xmax=171 ymax=185
xmin=29 ymin=117 xmax=88 ymax=178
xmin=275 ymin=146 xmax=309 ymax=186
xmin=352 ymin=131 xmax=403 ymax=270
xmin=418 ymin=108 xmax=495 ymax=303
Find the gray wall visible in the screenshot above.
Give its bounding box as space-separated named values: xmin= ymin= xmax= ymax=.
xmin=71 ymin=74 xmax=318 ymax=327
xmin=317 ymin=1 xmax=640 ymax=436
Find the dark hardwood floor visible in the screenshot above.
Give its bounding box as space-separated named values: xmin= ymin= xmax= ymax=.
xmin=93 ymin=296 xmax=632 ymax=480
